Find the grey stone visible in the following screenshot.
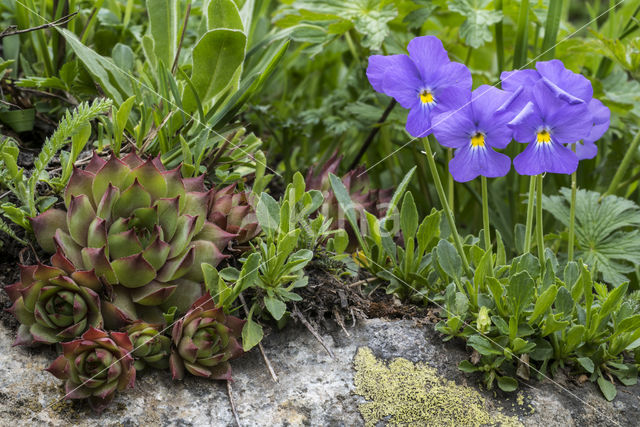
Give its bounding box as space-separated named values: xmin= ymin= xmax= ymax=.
xmin=0 ymin=318 xmax=637 ymax=426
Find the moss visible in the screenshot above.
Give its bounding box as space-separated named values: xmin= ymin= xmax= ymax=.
xmin=353 ymin=347 xmax=522 ymax=427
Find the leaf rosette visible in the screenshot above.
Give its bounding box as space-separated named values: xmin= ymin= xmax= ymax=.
xmin=46 ymin=327 xmax=136 ymax=413
xmin=208 ymin=183 xmax=260 ymax=245
xmin=126 ymin=322 xmax=171 ymax=371
xmin=170 ymin=294 xmax=244 ymax=380
xmin=30 ymin=152 xmax=236 ymax=325
xmin=6 ymin=248 xmax=103 ymax=346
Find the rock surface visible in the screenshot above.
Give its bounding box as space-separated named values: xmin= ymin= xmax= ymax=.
xmin=1 ymin=317 xmax=638 ymax=426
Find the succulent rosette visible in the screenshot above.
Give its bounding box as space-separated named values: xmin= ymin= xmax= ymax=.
xmin=170 ymin=295 xmax=244 ymax=381
xmin=30 ymin=152 xmax=236 ymax=325
xmin=6 ymin=248 xmax=103 ymax=346
xmin=208 ymin=184 xmax=260 ymax=245
xmin=46 ymin=327 xmax=136 ymax=413
xmin=126 ymin=322 xmax=171 ymax=371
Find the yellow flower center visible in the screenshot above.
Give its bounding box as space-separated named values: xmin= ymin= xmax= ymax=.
xmin=420 ymin=90 xmax=434 ymax=104
xmin=470 ymin=133 xmax=485 ymax=148
xmin=537 ymin=130 xmax=551 ymax=144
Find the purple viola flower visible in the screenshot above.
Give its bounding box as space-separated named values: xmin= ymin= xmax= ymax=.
xmin=501 ymin=60 xmax=609 ymax=159
xmin=509 ymin=79 xmax=592 ymax=175
xmin=366 ymin=36 xmax=472 ymax=138
xmin=431 ymin=85 xmax=518 ymax=182
xmin=575 ymin=98 xmax=611 ymax=159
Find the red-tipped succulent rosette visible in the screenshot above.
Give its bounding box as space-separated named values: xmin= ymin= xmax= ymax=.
xmin=29 ymin=152 xmax=237 ymax=325
xmin=5 ymin=248 xmax=103 ymax=346
xmin=208 ymin=183 xmax=260 ymax=246
xmin=46 ymin=327 xmax=136 ymax=413
xmin=169 ymin=294 xmax=245 ymax=381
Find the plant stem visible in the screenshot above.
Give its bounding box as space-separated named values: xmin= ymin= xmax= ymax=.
xmin=513 ymin=0 xmax=530 ymax=68
xmin=481 ymin=176 xmax=492 ymax=254
xmin=536 ymin=174 xmax=545 ymax=270
xmin=172 ymin=0 xmax=192 ymax=74
xmin=447 ymin=148 xmax=454 ymax=211
xmin=541 ymin=0 xmax=563 ymax=60
xmin=348 ymin=99 xmax=397 ymax=170
xmin=568 ymin=144 xmax=577 ymax=261
xmin=523 ymin=176 xmax=536 ymax=253
xmin=494 ymin=0 xmax=504 ymax=73
xmin=604 ymin=130 xmax=640 ymax=197
xmin=422 ymin=137 xmax=471 ymax=276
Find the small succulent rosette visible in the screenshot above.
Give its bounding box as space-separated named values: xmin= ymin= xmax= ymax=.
xmin=126 ymin=321 xmax=171 ymax=371
xmin=30 ymin=152 xmax=237 ymax=326
xmin=170 ymin=295 xmax=245 ymax=381
xmin=6 ymin=248 xmax=103 ymax=346
xmin=46 ymin=327 xmax=136 ymax=413
xmin=208 ymin=183 xmax=260 ymax=245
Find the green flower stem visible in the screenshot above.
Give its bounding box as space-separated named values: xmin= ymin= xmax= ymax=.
xmin=536 ymin=174 xmax=545 ymax=270
xmin=568 ymin=144 xmax=577 ymax=262
xmin=523 ymin=176 xmax=536 ymax=253
xmin=513 ymin=0 xmax=530 ymax=68
xmin=604 ymin=130 xmax=640 ymax=197
xmin=540 ymin=0 xmax=563 ymax=60
xmin=423 ymin=136 xmax=471 ymax=276
xmin=447 ymin=148 xmax=454 ymax=211
xmin=481 ymin=176 xmax=491 ymax=253
xmin=494 ymin=0 xmax=504 ymax=73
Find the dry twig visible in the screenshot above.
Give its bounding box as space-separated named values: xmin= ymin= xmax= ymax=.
xmin=238 ymin=293 xmax=279 ymax=382
xmin=227 ymin=381 xmax=242 ymax=427
xmin=292 ymin=304 xmax=335 ymax=359
xmin=0 ymin=12 xmax=77 ymax=39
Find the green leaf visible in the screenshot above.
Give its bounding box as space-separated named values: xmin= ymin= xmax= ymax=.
xmin=497 ymin=376 xmax=518 ymax=392
xmin=112 ymin=43 xmax=135 ymax=72
xmin=116 ymin=95 xmax=136 ymax=132
xmin=468 ymin=335 xmax=502 ymax=356
xmin=146 ymin=0 xmax=178 ymax=69
xmin=208 ymin=0 xmax=244 ymax=31
xmin=577 ymin=357 xmax=595 ymax=374
xmin=417 ymin=208 xmax=441 ymax=255
xmin=385 ymin=166 xmax=416 ymax=221
xmin=329 ymin=173 xmax=366 ymax=250
xmin=264 ymin=296 xmax=287 ymax=321
xmin=528 ymin=285 xmax=557 ymax=324
xmin=458 ymin=360 xmax=480 ymax=373
xmin=256 ymin=193 xmax=280 ymax=236
xmin=436 ymin=239 xmax=462 ymax=281
xmin=563 ymin=325 xmax=585 ymax=353
xmin=543 ymin=189 xmax=640 ymax=285
xmin=242 ymin=313 xmax=264 ymax=351
xmin=597 ymin=376 xmax=617 ymax=401
xmin=598 ymin=282 xmax=628 ymax=322
xmin=473 ymin=247 xmax=493 ymax=292
xmin=506 ymin=271 xmax=534 ymax=316
xmin=183 ymin=29 xmax=247 ymax=113
xmin=449 ymin=0 xmax=504 ymax=48
xmin=57 ymin=28 xmax=130 ymax=104
xmin=284 ymin=0 xmax=397 ymax=50
xmin=400 ymin=192 xmax=418 ymax=243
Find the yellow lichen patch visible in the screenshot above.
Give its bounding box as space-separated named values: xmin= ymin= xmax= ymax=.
xmin=353 ymin=347 xmax=522 ymax=427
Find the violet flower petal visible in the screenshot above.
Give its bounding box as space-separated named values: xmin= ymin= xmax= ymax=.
xmin=513 ymin=140 xmax=578 ymax=175
xmin=449 ymin=145 xmax=511 ymax=182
